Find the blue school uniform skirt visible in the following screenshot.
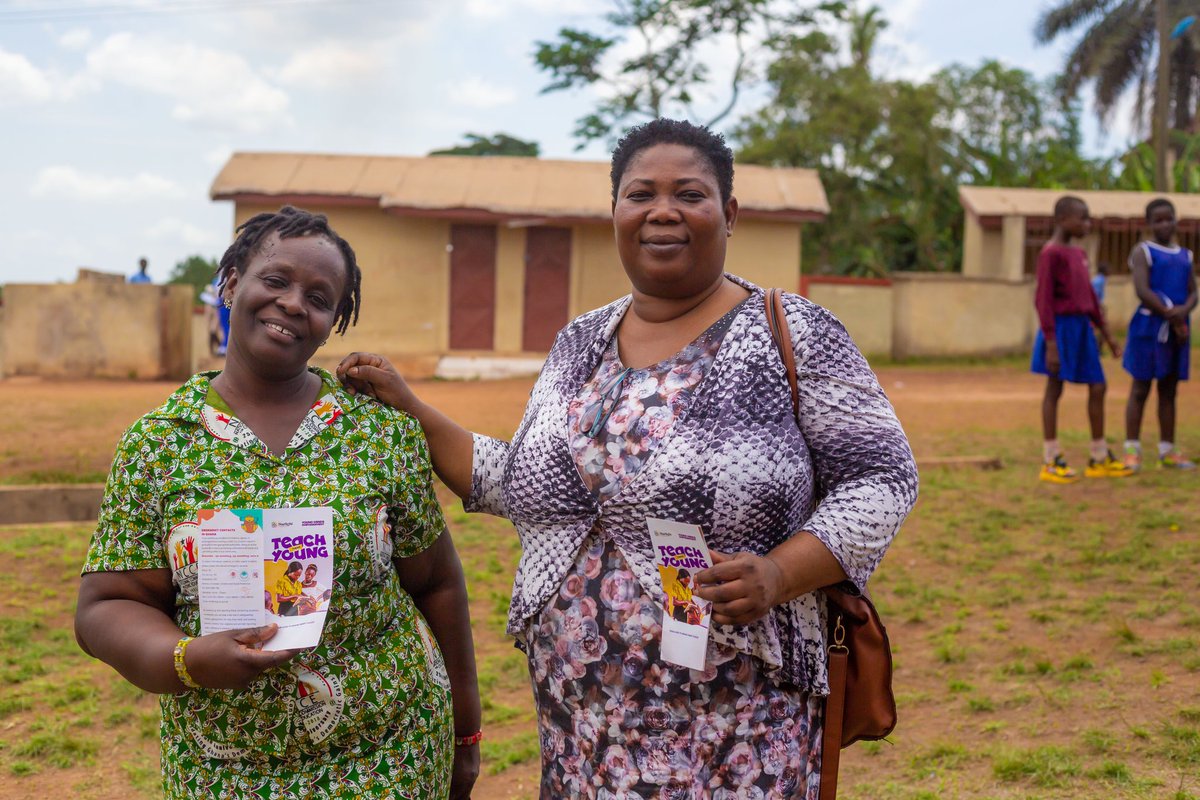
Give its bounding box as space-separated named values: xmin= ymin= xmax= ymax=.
xmin=1123 ymin=311 xmax=1190 ymax=381
xmin=1031 ymin=314 xmax=1105 ymax=384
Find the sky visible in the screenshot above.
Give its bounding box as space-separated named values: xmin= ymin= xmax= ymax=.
xmin=0 ymin=0 xmax=1128 ymax=285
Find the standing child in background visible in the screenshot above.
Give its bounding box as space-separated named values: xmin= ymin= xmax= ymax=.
xmin=1122 ymin=198 xmax=1197 ymax=471
xmin=1031 ymin=195 xmax=1133 ymax=482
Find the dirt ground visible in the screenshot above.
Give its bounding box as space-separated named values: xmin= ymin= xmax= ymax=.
xmin=0 ymin=363 xmax=1180 ymax=484
xmin=1 ymin=362 xmax=1197 ymax=799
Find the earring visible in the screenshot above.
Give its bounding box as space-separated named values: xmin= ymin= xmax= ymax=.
xmin=223 ymin=297 xmax=232 ymax=309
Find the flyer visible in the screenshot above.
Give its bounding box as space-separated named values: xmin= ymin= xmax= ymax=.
xmin=197 ymin=507 xmax=334 ymax=651
xmin=647 ymin=517 xmax=713 ymax=670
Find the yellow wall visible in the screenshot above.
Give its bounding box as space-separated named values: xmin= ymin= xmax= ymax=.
xmin=0 ymin=282 xmax=193 ymax=379
xmin=234 ymin=204 xmax=450 ymax=370
xmin=726 ymin=219 xmax=802 ymax=291
xmin=572 ymin=224 xmax=627 ymax=316
xmin=806 ymin=283 xmax=894 ymax=358
xmin=892 ymin=273 xmax=1035 ymax=359
xmin=493 ymin=226 xmax=527 ymax=353
xmin=961 ymin=216 xmax=1013 ymax=278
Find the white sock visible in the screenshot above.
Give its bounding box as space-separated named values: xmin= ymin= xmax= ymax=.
xmin=1159 ymin=441 xmax=1175 ymax=457
xmin=1043 ymin=440 xmax=1062 ymax=463
xmin=1124 ymin=440 xmax=1141 ymax=454
xmin=1090 ymin=439 xmax=1108 ymax=461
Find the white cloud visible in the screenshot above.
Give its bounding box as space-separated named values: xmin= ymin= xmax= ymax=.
xmin=58 ymin=28 xmax=93 ymax=51
xmin=274 ymin=42 xmax=383 ymax=89
xmin=205 ymin=145 xmax=234 ymax=167
xmin=447 ymin=75 xmax=517 ymax=108
xmin=145 ymin=217 xmax=223 ymax=249
xmin=85 ymin=32 xmax=290 ymax=133
xmin=30 ymin=166 xmax=184 ymax=201
xmin=463 ymin=0 xmax=592 ymax=17
xmin=0 ymin=48 xmax=55 ymax=105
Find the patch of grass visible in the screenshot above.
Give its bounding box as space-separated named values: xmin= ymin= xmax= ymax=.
xmin=13 ymin=727 xmax=99 ymax=768
xmin=480 ymin=731 xmax=540 ymax=775
xmin=992 ymin=746 xmax=1081 ymax=788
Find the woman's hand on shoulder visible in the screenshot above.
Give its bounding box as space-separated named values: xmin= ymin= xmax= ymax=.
xmin=693 ymin=551 xmax=785 ymax=626
xmin=336 ymin=352 xmax=420 ymax=415
xmin=185 ymin=624 xmax=302 ymax=691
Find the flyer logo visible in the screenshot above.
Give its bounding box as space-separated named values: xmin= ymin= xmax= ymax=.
xmin=166 ymin=521 xmax=200 ymax=600
xmin=294 ymin=665 xmax=344 ymax=743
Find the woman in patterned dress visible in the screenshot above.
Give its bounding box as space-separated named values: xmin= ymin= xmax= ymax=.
xmin=340 ymin=120 xmax=918 ymax=798
xmin=75 ymin=207 xmax=480 ymax=799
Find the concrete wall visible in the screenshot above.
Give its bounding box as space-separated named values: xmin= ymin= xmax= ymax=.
xmin=805 ymin=280 xmax=894 ymax=358
xmin=0 ymin=282 xmax=193 ymax=379
xmin=891 ymin=273 xmax=1035 ymax=359
xmin=961 ymin=216 xmax=1005 ymax=278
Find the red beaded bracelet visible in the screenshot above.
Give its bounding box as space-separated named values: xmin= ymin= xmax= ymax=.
xmin=454 ymin=730 xmax=483 ymax=747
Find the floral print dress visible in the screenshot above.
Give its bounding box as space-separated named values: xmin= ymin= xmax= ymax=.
xmin=83 ymin=369 xmax=453 ymax=799
xmin=527 ymin=301 xmax=824 ymax=799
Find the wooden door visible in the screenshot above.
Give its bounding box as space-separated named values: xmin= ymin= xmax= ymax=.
xmin=522 ymin=227 xmax=571 ymax=351
xmin=449 ymin=224 xmax=497 ymax=350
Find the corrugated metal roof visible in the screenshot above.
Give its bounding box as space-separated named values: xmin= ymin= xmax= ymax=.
xmin=960 ymin=185 xmax=1200 ymax=220
xmin=211 ymin=152 xmax=829 ymax=220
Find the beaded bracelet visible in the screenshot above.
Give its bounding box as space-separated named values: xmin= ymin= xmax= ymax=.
xmin=173 ymin=636 xmax=201 ymax=690
xmin=454 ymin=730 xmax=483 ymax=747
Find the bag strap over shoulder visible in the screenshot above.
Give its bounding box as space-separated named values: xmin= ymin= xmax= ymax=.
xmin=765 ymin=288 xmax=800 ymax=419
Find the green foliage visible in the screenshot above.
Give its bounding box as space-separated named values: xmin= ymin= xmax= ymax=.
xmin=429 ymin=132 xmax=540 ymax=157
xmin=735 ymin=7 xmax=1114 ymax=275
xmin=167 ymin=254 xmax=219 ymax=304
xmin=533 ymin=0 xmax=846 ymax=147
xmin=1034 ymin=0 xmax=1200 ymax=135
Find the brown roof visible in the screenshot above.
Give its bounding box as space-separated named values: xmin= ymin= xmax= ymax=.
xmin=211 ymin=152 xmax=828 ymax=222
xmin=960 ymin=185 xmax=1200 ymax=221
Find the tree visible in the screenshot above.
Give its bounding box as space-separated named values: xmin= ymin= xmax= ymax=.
xmin=168 ymin=255 xmax=219 ymax=304
xmin=1033 ymin=1 xmax=1200 ymax=140
xmin=736 ymin=5 xmax=1114 ymax=275
xmin=429 ymin=133 xmax=540 ymax=157
xmin=736 ymin=6 xmax=957 ymax=274
xmin=533 ymin=0 xmax=845 ymax=148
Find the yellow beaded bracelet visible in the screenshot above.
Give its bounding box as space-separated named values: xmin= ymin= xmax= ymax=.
xmin=173 ymin=636 xmax=201 ymax=690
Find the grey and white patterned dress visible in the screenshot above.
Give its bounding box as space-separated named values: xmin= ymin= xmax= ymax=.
xmin=465 ymin=274 xmax=918 ymax=792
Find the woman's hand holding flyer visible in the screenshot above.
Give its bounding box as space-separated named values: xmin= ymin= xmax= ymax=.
xmin=198 ymin=507 xmax=334 ymax=651
xmin=647 ymin=517 xmax=713 ymax=670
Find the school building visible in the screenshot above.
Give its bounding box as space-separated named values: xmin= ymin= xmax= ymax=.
xmin=807 ymin=186 xmax=1200 ymax=360
xmin=209 ymin=152 xmax=829 ymax=372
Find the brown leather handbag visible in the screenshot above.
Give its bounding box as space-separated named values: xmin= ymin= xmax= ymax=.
xmin=765 ymin=288 xmax=898 ymax=800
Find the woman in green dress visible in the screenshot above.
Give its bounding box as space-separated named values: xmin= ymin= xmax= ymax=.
xmin=74 ymin=206 xmax=480 ymax=799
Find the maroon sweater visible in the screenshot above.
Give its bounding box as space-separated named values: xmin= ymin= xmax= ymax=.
xmin=1034 ymin=242 xmax=1105 ymax=336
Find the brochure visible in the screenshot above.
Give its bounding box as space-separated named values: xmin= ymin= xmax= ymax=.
xmin=197 ymin=507 xmax=334 ymax=651
xmin=647 ymin=517 xmax=713 ymax=670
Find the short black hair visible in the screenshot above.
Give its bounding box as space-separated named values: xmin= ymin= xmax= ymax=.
xmin=1053 ymin=195 xmax=1088 ymax=221
xmin=676 ymin=568 xmax=690 ymax=581
xmin=610 ymin=118 xmax=734 ymax=204
xmin=217 ymin=205 xmax=362 ymax=336
xmin=1146 ymin=197 xmax=1175 ymax=221
xmin=287 ymin=560 xmax=303 ymax=573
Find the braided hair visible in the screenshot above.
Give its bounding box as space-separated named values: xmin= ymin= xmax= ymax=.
xmin=217 ymin=206 xmax=362 ymax=336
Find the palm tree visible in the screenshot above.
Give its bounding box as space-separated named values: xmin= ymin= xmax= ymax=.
xmin=1034 ymin=0 xmax=1199 ymax=136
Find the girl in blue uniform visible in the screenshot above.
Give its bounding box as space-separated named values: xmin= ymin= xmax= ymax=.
xmin=1123 ymin=198 xmax=1199 ymax=470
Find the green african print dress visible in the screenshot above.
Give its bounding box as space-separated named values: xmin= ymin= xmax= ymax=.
xmin=82 ymin=368 xmax=453 ymax=799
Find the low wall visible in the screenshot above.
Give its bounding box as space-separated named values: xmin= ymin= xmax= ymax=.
xmin=802 ymin=277 xmax=893 ymax=357
xmin=891 ymin=273 xmax=1035 ymax=359
xmin=0 ymin=282 xmax=193 ymax=380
